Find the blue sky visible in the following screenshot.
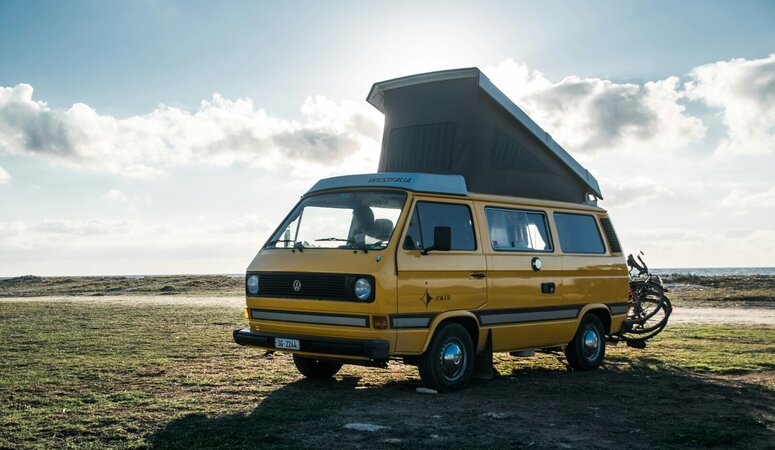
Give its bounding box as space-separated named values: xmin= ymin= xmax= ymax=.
xmin=1 ymin=0 xmax=774 ymax=275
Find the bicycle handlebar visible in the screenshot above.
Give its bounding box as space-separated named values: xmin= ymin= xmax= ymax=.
xmin=627 ymin=253 xmax=649 ymax=275
xmin=637 ymin=253 xmax=649 ymax=272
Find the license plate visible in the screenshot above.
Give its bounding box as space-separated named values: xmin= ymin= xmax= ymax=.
xmin=275 ymin=338 xmax=300 ymax=350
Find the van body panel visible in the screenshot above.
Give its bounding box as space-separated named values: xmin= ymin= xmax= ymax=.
xmin=561 ymin=255 xmax=629 ymax=308
xmin=489 ymin=320 xmax=578 ymax=352
xmin=238 ymin=185 xmax=630 ymax=362
xmin=246 ymin=240 xmax=402 ymax=351
xmin=398 ymin=310 xmax=484 ymax=355
xmin=394 ymin=197 xmax=487 ymax=352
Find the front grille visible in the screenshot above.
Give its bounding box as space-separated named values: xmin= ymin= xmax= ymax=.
xmin=250 ymin=272 xmax=374 ymax=302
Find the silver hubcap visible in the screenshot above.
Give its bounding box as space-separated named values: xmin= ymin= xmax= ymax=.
xmin=440 ymin=340 xmax=465 ymax=381
xmin=582 ymin=329 xmax=601 ymax=360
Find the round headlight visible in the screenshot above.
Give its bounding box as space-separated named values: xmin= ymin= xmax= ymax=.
xmin=354 ymin=278 xmax=372 ymax=301
xmin=247 ymin=274 xmax=259 ymax=295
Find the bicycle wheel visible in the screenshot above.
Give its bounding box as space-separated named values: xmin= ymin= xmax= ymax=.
xmin=629 ymin=281 xmax=666 ymax=324
xmin=627 ymin=295 xmax=671 ymax=338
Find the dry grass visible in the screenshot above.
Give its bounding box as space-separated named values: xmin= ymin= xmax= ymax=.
xmin=1 ymin=300 xmax=773 ymax=449
xmin=3 ymin=274 xmax=774 ymax=310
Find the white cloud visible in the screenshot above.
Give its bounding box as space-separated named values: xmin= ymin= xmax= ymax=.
xmin=721 ymin=186 xmax=775 ymax=208
xmin=484 ymin=59 xmax=706 ymax=153
xmin=0 ymin=165 xmax=9 ymax=184
xmin=28 ymin=219 xmax=141 ymax=236
xmin=101 ymin=189 xmax=130 ymax=203
xmin=0 ymin=84 xmax=382 ymax=178
xmin=618 ymin=226 xmax=775 ymax=268
xmin=600 ymin=176 xmax=673 ymax=208
xmin=0 ymin=215 xmax=277 ymax=275
xmin=685 ymin=54 xmax=775 ymax=156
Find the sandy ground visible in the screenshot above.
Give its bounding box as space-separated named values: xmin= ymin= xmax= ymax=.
xmin=1 ymin=295 xmax=773 ymax=326
xmin=670 ymin=306 xmax=775 ymax=325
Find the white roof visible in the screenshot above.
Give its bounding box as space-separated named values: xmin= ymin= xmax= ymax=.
xmin=306 ymin=172 xmax=468 ymax=196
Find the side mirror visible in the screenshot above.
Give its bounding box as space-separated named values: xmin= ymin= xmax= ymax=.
xmin=422 ymin=226 xmax=452 ymax=254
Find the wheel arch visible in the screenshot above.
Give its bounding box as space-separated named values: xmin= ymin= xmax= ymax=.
xmin=578 ymin=304 xmax=612 ymax=335
xmin=421 ymin=311 xmax=482 ymax=354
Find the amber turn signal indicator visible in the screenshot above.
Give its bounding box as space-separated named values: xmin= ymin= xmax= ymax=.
xmin=243 ymin=308 xmax=250 ymax=320
xmin=373 ymin=315 xmax=389 ymax=329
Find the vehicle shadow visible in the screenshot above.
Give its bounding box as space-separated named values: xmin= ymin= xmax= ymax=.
xmin=147 ymin=361 xmax=774 ymax=449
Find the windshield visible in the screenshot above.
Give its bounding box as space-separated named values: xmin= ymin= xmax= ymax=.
xmin=265 ymin=190 xmax=407 ymax=251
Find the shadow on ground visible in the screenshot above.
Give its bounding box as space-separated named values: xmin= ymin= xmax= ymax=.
xmin=148 ymin=359 xmax=774 ymax=449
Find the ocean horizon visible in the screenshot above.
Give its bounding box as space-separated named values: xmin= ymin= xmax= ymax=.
xmin=2 ymin=267 xmax=775 ymax=280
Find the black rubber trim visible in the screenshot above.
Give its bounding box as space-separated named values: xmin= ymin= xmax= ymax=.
xmin=606 ymin=302 xmax=630 ymax=315
xmin=233 ymin=329 xmax=389 ymax=361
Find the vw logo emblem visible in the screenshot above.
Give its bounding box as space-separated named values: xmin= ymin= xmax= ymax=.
xmin=292 ymin=280 xmax=302 ymax=292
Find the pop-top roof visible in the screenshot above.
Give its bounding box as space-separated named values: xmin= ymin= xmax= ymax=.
xmin=366 ymin=68 xmax=602 ymax=203
xmin=307 ymin=172 xmax=468 ymax=196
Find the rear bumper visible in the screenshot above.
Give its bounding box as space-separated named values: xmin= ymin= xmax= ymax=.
xmin=233 ymin=328 xmax=390 ymax=361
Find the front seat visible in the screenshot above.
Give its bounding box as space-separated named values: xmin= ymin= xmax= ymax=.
xmin=371 ymin=218 xmax=394 ymax=242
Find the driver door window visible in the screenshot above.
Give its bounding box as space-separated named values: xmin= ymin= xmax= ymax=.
xmin=403 ymin=201 xmax=476 ymax=251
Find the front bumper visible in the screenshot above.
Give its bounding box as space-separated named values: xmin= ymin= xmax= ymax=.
xmin=233 ymin=328 xmax=390 ymax=361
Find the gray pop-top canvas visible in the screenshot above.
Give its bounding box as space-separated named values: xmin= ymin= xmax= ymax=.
xmin=367 ymin=68 xmax=602 ymax=204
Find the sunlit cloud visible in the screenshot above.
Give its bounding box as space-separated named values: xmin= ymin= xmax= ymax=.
xmin=721 ymin=186 xmax=775 ymax=209
xmin=0 ymin=165 xmax=9 ymax=184
xmin=599 ymin=176 xmax=674 ymax=208
xmin=0 ymin=215 xmax=277 ymax=274
xmin=0 ymin=85 xmax=382 ymax=178
xmin=484 ymin=59 xmax=706 ymax=154
xmin=685 ymin=54 xmax=775 ymax=156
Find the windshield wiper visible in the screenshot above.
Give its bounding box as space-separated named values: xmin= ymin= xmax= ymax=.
xmin=314 ymin=237 xmax=369 ymax=253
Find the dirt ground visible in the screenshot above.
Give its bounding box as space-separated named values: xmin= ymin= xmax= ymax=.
xmin=1 ymin=300 xmax=773 ymax=449
xmin=1 ymin=275 xmax=773 ymax=448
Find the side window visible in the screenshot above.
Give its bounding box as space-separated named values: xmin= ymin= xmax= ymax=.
xmin=553 ymin=213 xmax=606 ymax=254
xmin=485 ymin=207 xmax=552 ymax=252
xmin=403 ymin=202 xmax=476 ymax=251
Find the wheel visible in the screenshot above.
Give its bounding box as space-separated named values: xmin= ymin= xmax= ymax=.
xmin=293 ymin=355 xmax=343 ymax=379
xmin=418 ymin=322 xmax=475 ymax=392
xmin=565 ymin=314 xmax=606 ymax=370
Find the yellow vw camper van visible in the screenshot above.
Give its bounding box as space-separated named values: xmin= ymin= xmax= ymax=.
xmin=233 ymin=69 xmax=629 ymax=391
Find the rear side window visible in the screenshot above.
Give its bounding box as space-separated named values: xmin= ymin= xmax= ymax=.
xmin=485 ymin=207 xmax=552 ymax=252
xmin=403 ymin=202 xmax=476 ymax=251
xmin=599 ymin=217 xmax=622 ymax=253
xmin=554 ymin=213 xmax=606 ymax=254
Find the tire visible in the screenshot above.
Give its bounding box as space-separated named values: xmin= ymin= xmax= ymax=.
xmin=293 ymin=355 xmax=343 ymax=379
xmin=418 ymin=322 xmax=475 ymax=392
xmin=565 ymin=314 xmax=606 ymax=370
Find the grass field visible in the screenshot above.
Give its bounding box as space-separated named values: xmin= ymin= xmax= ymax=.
xmin=1 ymin=300 xmax=773 ymax=449
xmin=2 ymin=274 xmax=774 ymax=309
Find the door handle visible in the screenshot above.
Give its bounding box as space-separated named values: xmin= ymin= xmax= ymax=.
xmin=470 ymin=272 xmax=487 ymax=279
xmin=541 ymin=282 xmax=556 ymax=294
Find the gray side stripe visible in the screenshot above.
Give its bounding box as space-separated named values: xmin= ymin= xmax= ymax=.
xmin=251 ymin=310 xmax=368 ymax=327
xmin=392 ymin=317 xmax=432 ymax=328
xmin=609 ymin=304 xmax=629 ymax=315
xmin=479 ymin=308 xmax=579 ymax=326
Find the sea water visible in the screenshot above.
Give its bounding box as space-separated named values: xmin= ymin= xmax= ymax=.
xmin=651 ymin=267 xmax=775 ymax=276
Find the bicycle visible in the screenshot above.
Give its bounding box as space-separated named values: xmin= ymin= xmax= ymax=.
xmin=615 ymin=252 xmax=673 ymax=347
